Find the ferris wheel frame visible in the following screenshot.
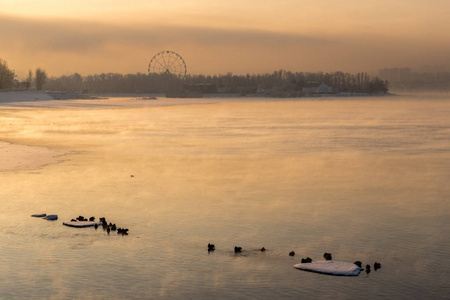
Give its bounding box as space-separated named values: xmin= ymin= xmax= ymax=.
xmin=148 ymin=50 xmax=187 ymax=78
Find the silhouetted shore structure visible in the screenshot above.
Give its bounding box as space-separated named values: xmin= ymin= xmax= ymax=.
xmin=41 ymin=70 xmax=390 ymax=97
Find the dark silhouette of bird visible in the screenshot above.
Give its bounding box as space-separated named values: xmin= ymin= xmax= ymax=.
xmin=289 ymin=251 xmax=295 ymax=256
xmin=107 ymin=227 xmax=110 ymax=234
xmin=365 ymin=264 xmax=371 ymax=274
xmin=323 ymin=253 xmax=332 ymax=260
xmin=354 ymin=261 xmax=362 ymax=268
xmin=260 ymin=247 xmax=266 ymax=252
xmin=208 ymin=243 xmax=215 ymax=251
xmin=374 ymin=262 xmax=381 ymax=270
xmin=234 ymin=246 xmax=242 ymax=253
xmin=89 ymin=216 xmax=95 ymax=221
xmin=301 ymin=257 xmax=312 ymax=263
xmin=100 ymin=217 xmax=107 ymax=227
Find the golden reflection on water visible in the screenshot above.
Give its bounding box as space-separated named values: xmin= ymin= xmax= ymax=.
xmin=0 ymin=97 xmax=450 ymax=298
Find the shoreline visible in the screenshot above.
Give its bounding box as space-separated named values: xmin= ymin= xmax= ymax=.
xmin=0 ymin=90 xmax=400 ymax=110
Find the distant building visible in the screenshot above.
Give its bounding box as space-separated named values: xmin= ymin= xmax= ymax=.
xmin=184 ymin=83 xmax=217 ymax=94
xmin=302 ymin=82 xmax=333 ymax=95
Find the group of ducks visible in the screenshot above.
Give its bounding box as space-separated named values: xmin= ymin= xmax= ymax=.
xmin=208 ymin=244 xmax=381 ymax=273
xmin=71 ymin=216 xmax=95 ymax=222
xmin=299 ymin=252 xmax=381 ymax=274
xmin=71 ymin=216 xmax=129 ymax=235
xmin=207 ymin=244 xmax=266 ymax=253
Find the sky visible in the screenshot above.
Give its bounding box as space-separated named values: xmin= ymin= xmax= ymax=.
xmin=1 ymin=0 xmax=449 ymax=77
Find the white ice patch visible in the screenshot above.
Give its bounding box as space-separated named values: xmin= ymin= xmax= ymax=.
xmin=63 ymin=221 xmax=102 ymax=228
xmin=293 ymin=261 xmax=363 ymax=276
xmin=31 ymin=214 xmax=47 ymax=217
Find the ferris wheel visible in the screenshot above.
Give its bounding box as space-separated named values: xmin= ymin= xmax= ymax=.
xmin=148 ymin=51 xmax=187 ymax=78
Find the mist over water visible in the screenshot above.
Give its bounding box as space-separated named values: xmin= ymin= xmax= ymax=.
xmin=1 ymin=96 xmax=449 ymax=299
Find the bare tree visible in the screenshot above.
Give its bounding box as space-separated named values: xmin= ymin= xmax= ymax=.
xmin=0 ymin=59 xmax=15 ymax=90
xmin=23 ymin=70 xmax=33 ymax=90
xmin=35 ymin=68 xmax=47 ymax=90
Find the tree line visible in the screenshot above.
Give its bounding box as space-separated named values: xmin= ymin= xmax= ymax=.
xmin=1 ymin=57 xmax=388 ymax=95
xmin=0 ymin=59 xmax=47 ymax=90
xmin=43 ymin=70 xmax=389 ymax=95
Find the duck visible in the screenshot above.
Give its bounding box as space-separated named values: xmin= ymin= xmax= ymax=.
xmin=323 ymin=253 xmax=332 ymax=260
xmin=89 ymin=216 xmax=95 ymax=222
xmin=354 ymin=261 xmax=362 ymax=268
xmin=260 ymin=247 xmax=266 ymax=252
xmin=117 ymin=228 xmax=129 ymax=235
xmin=100 ymin=217 xmax=107 ymax=226
xmin=208 ymin=243 xmax=215 ymax=251
xmin=374 ymin=262 xmax=381 ymax=270
xmin=107 ymin=227 xmax=110 ymax=234
xmin=111 ymin=224 xmax=117 ymax=231
xmin=289 ymin=251 xmax=295 ymax=256
xmin=365 ymin=264 xmax=371 ymax=274
xmin=301 ymin=257 xmax=312 ymax=263
xmin=234 ymin=246 xmax=242 ymax=253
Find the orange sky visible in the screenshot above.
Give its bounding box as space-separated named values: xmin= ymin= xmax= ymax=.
xmin=1 ymin=0 xmax=449 ymax=77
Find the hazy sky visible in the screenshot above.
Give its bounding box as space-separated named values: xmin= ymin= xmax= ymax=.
xmin=1 ymin=0 xmax=449 ymax=77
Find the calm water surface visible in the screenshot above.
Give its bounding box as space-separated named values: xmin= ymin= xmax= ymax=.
xmin=0 ymin=96 xmax=449 ymax=299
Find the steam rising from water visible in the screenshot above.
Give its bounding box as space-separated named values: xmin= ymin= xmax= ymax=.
xmin=0 ymin=96 xmax=449 ymax=299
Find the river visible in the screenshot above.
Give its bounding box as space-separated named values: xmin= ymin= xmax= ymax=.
xmin=0 ymin=95 xmax=449 ymax=299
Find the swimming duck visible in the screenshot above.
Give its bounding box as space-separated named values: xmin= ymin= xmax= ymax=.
xmin=374 ymin=262 xmax=381 ymax=270
xmin=323 ymin=253 xmax=332 ymax=260
xmin=289 ymin=251 xmax=295 ymax=256
xmin=208 ymin=243 xmax=215 ymax=251
xmin=301 ymin=257 xmax=312 ymax=263
xmin=234 ymin=246 xmax=242 ymax=253
xmin=260 ymin=247 xmax=266 ymax=252
xmin=117 ymin=228 xmax=129 ymax=235
xmin=354 ymin=261 xmax=362 ymax=268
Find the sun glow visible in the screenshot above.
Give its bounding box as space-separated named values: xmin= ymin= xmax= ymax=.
xmin=1 ymin=0 xmax=449 ymax=76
